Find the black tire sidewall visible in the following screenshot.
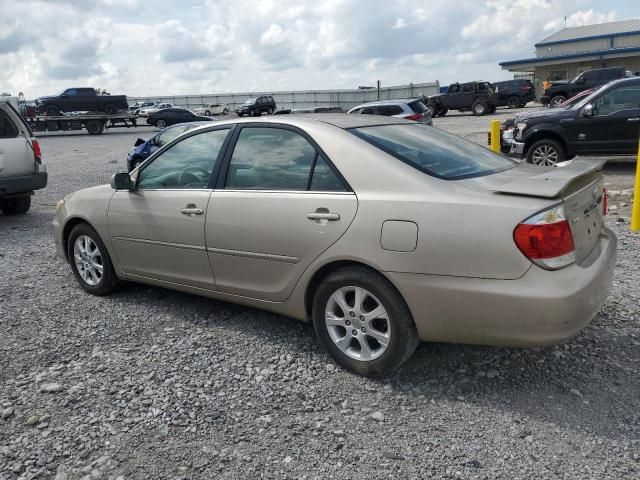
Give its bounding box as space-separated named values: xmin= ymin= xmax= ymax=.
xmin=67 ymin=224 xmax=119 ymax=296
xmin=472 ymin=100 xmax=487 ymax=115
xmin=526 ymin=139 xmax=566 ymax=164
xmin=46 ymin=105 xmax=60 ymax=116
xmin=550 ymin=95 xmax=566 ymax=107
xmin=156 ymin=120 xmax=166 ymax=128
xmin=104 ymin=104 xmax=116 ymax=114
xmin=312 ymin=267 xmax=418 ymax=377
xmin=0 ymin=196 xmax=30 ymax=215
xmin=507 ymin=96 xmax=520 ymax=108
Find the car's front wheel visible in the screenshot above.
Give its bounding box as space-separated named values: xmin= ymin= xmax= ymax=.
xmin=223 ymin=108 xmax=228 ymax=115
xmin=205 ymin=110 xmax=211 ymax=116
xmin=471 ymin=99 xmax=488 ymax=115
xmin=549 ymin=95 xmax=567 ymax=108
xmin=68 ymin=223 xmax=120 ymax=296
xmin=507 ymin=96 xmax=521 ymax=109
xmin=155 ymin=119 xmax=167 ymax=128
xmin=526 ymin=139 xmax=566 ymax=166
xmin=312 ymin=267 xmax=419 ymax=377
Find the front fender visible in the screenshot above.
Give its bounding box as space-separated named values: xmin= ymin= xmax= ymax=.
xmin=521 ymin=123 xmax=571 ymax=154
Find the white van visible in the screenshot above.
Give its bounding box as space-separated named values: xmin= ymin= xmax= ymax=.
xmin=0 ymin=98 xmax=47 ymax=215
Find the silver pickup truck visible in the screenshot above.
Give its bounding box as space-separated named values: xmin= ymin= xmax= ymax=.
xmin=0 ymin=98 xmax=47 ymax=215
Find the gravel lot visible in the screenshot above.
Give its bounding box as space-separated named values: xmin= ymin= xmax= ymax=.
xmin=1 ymin=111 xmax=638 ymax=479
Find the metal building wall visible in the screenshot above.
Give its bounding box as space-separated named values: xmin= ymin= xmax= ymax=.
xmin=127 ymin=81 xmax=440 ymax=111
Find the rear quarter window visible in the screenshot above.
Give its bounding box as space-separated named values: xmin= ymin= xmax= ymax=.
xmin=0 ymin=109 xmax=19 ymax=138
xmin=351 ymin=124 xmax=517 ymax=180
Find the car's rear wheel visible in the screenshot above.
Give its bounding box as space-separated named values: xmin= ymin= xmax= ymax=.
xmin=312 ymin=267 xmax=419 ymax=377
xmin=526 ymin=139 xmax=565 ymax=166
xmin=438 ymin=108 xmax=448 ymax=117
xmin=223 ymin=108 xmax=228 ymax=115
xmin=0 ymin=195 xmax=31 ymax=215
xmin=155 ymin=119 xmax=167 ymax=128
xmin=249 ymin=109 xmax=256 ymax=117
xmin=507 ymin=96 xmax=521 ymax=109
xmin=267 ymin=107 xmax=274 ymax=115
xmin=472 ymin=99 xmax=488 ymax=115
xmin=68 ymin=223 xmax=120 ymax=296
xmin=205 ymin=110 xmax=211 ymax=116
xmin=549 ymin=95 xmax=567 ymax=108
xmin=104 ymin=104 xmax=117 ymax=115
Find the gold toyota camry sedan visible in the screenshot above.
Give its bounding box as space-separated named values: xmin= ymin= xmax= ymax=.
xmin=53 ymin=114 xmax=617 ymax=376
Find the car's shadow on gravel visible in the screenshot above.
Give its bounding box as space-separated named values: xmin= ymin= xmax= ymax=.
xmin=109 ymin=283 xmax=636 ymax=441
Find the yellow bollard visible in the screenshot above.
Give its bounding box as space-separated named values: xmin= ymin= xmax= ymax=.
xmin=490 ymin=120 xmax=501 ymax=153
xmin=631 ymin=138 xmax=640 ymax=231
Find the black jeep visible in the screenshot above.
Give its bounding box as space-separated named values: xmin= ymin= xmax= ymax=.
xmin=236 ymin=96 xmax=276 ymax=116
xmin=426 ymin=81 xmax=497 ymax=116
xmin=502 ymin=77 xmax=640 ymax=165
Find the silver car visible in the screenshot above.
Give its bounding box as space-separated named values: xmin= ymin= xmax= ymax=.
xmin=348 ymin=99 xmax=432 ymax=125
xmin=53 ymin=114 xmax=616 ymax=376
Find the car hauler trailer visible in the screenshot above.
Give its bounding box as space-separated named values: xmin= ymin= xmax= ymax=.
xmin=23 ymin=112 xmax=138 ymax=135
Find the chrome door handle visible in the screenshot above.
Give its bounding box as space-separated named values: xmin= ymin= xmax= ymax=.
xmin=307 ymin=212 xmax=340 ymax=221
xmin=181 ymin=206 xmax=204 ymax=216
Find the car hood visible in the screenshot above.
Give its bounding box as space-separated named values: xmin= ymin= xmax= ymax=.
xmin=35 ymin=96 xmax=55 ymax=103
xmin=511 ymin=107 xmax=574 ymax=124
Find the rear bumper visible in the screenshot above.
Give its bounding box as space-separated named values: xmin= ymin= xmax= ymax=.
xmin=0 ymin=170 xmax=47 ymax=196
xmin=387 ymin=227 xmax=617 ymax=347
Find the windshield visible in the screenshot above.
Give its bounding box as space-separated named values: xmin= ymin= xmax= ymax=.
xmin=568 ymin=83 xmax=611 ymax=110
xmin=244 ymin=98 xmax=257 ymax=104
xmin=351 ymin=124 xmax=517 ymax=180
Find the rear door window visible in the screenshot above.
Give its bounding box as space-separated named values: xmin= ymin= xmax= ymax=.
xmin=385 ymin=105 xmax=404 ymax=116
xmin=408 ymin=101 xmax=428 ymax=113
xmin=0 ymin=109 xmax=19 ymax=138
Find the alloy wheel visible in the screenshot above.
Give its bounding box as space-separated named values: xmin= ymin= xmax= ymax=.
xmin=324 ymin=286 xmax=391 ymax=361
xmin=73 ymin=235 xmax=104 ymax=286
xmin=531 ymin=145 xmax=558 ymax=166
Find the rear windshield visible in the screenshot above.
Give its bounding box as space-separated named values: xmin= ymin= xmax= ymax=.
xmin=408 ymin=100 xmax=428 ymax=114
xmin=351 ymin=124 xmax=517 ymax=180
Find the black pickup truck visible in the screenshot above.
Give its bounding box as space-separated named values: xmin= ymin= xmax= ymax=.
xmin=35 ymin=88 xmax=128 ymax=116
xmin=541 ymin=67 xmax=630 ymax=107
xmin=426 ymin=81 xmax=497 ymax=116
xmin=502 ymin=77 xmax=640 ymax=165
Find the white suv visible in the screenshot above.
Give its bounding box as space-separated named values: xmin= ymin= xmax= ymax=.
xmin=347 ymin=99 xmax=432 ymax=125
xmin=0 ymin=99 xmax=47 ymax=215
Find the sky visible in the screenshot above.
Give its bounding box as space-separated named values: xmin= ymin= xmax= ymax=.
xmin=0 ymin=0 xmax=638 ymax=98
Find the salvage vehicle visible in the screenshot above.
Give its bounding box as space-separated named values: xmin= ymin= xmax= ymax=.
xmin=0 ymin=98 xmax=47 ymax=215
xmin=138 ymin=103 xmax=173 ymax=117
xmin=35 ymin=88 xmax=128 ymax=116
xmin=127 ymin=121 xmax=211 ymax=171
xmin=193 ymin=103 xmax=230 ymax=116
xmin=54 ymin=114 xmax=616 ymax=376
xmin=146 ymin=108 xmax=212 ymax=128
xmin=541 ymin=67 xmax=630 ymax=107
xmin=235 ymin=96 xmax=276 ymax=116
xmin=502 ymin=77 xmax=640 ymax=165
xmin=492 ymin=79 xmax=535 ymax=109
xmin=347 ymin=99 xmax=432 ymax=125
xmin=426 ymin=81 xmax=496 ymax=116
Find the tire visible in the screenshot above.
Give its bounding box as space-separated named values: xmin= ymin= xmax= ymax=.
xmin=155 ymin=119 xmax=167 ymax=128
xmin=249 ymin=109 xmax=256 ymax=117
xmin=237 ymin=113 xmax=243 ymax=117
xmin=507 ymin=96 xmax=521 ymax=109
xmin=312 ymin=267 xmax=419 ymax=377
xmin=223 ymin=108 xmax=228 ymax=115
xmin=130 ymin=158 xmax=143 ymax=171
xmin=67 ymin=223 xmax=120 ymax=296
xmin=85 ymin=120 xmax=104 ymax=135
xmin=427 ymin=100 xmax=439 ymax=117
xmin=438 ymin=108 xmax=448 ymax=117
xmin=549 ymin=95 xmax=567 ymax=108
xmin=104 ymin=104 xmax=117 ymax=115
xmin=205 ymin=110 xmax=211 ymax=116
xmin=45 ymin=105 xmax=60 ymax=116
xmin=488 ymin=105 xmax=497 ymax=113
xmin=526 ymin=139 xmax=566 ymax=166
xmin=471 ymin=99 xmax=488 ymax=116
xmin=0 ymin=195 xmax=31 ymax=215
xmin=267 ymin=107 xmax=274 ymax=115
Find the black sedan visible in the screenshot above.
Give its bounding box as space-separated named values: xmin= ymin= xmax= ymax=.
xmin=146 ymin=108 xmax=213 ymax=128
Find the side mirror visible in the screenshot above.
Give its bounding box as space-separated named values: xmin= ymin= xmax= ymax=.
xmin=134 ymin=138 xmax=146 ymax=147
xmin=60 ymin=93 xmax=68 ymax=98
xmin=111 ymin=172 xmax=133 ymax=190
xmin=581 ymin=103 xmax=594 ymax=117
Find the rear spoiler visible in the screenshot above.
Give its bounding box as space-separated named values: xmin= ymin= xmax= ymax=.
xmin=491 ymin=160 xmax=606 ymax=198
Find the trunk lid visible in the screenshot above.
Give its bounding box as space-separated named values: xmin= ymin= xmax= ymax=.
xmin=489 ymin=160 xmax=606 ymax=264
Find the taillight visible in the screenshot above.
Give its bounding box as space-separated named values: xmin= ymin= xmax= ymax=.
xmin=602 ymin=188 xmax=607 ymax=215
xmin=31 ymin=140 xmax=42 ymax=163
xmin=513 ymin=205 xmax=575 ymax=270
xmin=404 ymin=113 xmax=422 ymax=121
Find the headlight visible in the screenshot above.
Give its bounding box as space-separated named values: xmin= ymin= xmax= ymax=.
xmin=516 ymin=122 xmax=527 ymax=139
xmin=56 ymin=199 xmax=65 ymax=213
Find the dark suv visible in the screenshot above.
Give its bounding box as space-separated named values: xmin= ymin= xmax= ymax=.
xmin=541 ymin=67 xmax=630 ymax=107
xmin=426 ymin=81 xmax=496 ymax=116
xmin=492 ymin=79 xmax=535 ymax=108
xmin=236 ymin=96 xmax=276 ymax=116
xmin=502 ymin=77 xmax=640 ymax=165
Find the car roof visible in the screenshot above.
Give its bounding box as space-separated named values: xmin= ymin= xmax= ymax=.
xmin=192 ymin=113 xmax=412 ymax=131
xmin=352 ymin=98 xmax=421 ymax=107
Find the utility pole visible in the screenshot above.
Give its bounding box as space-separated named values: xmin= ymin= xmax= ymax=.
xmin=377 ymin=80 xmax=381 ymax=100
